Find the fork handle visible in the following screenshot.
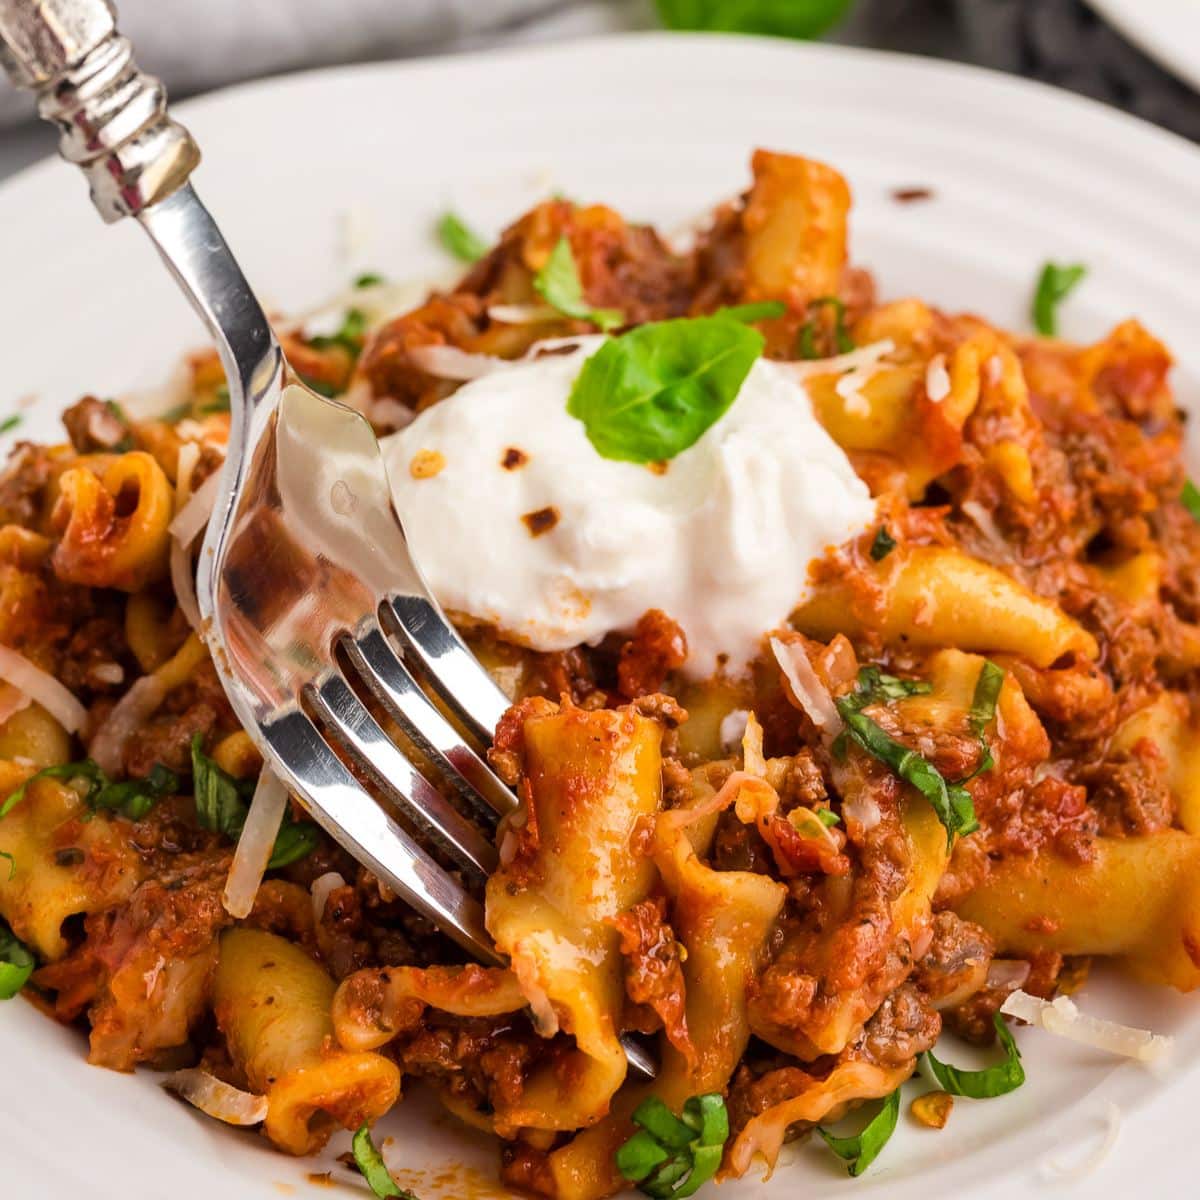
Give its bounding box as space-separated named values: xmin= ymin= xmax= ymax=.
xmin=0 ymin=0 xmax=198 ymax=220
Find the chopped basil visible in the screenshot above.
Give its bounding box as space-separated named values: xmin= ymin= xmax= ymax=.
xmin=190 ymin=737 xmax=317 ymax=869
xmin=299 ymin=373 xmax=339 ymax=399
xmin=714 ymin=300 xmax=786 ymax=323
xmin=354 ymin=271 xmax=385 ymax=289
xmin=533 ymin=237 xmax=623 ymax=332
xmin=1032 ymin=262 xmax=1086 ymax=337
xmin=869 ymin=526 xmax=896 ymax=561
xmin=351 ymin=1124 xmax=417 ymax=1199
xmin=0 ymin=850 xmax=13 ymax=880
xmin=797 ymin=296 xmax=854 ymax=360
xmin=835 ymin=673 xmax=978 ymax=846
xmin=198 ymin=384 xmax=231 ymax=415
xmin=615 ymin=1093 xmax=729 ymax=1198
xmin=816 ymin=807 xmax=841 ymax=828
xmin=966 ymin=661 xmax=1005 ymax=776
xmin=1182 ymin=480 xmax=1200 ymax=522
xmin=310 ymin=308 xmax=367 ymax=357
xmin=0 ymin=919 xmax=34 ymax=1000
xmin=923 ymin=1012 xmax=1025 ymax=1098
xmin=655 ymin=0 xmax=852 ymax=39
xmin=160 ymin=401 xmax=192 ymax=424
xmin=436 ymin=211 xmax=489 ymax=264
xmin=0 ymin=760 xmax=106 ymax=819
xmin=0 ymin=414 xmax=21 ymax=435
xmin=567 ymin=315 xmax=763 ymax=464
xmin=818 ymin=1087 xmax=900 ymax=1177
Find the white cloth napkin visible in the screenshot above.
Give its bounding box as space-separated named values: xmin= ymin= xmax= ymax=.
xmin=0 ymin=0 xmax=638 ymax=127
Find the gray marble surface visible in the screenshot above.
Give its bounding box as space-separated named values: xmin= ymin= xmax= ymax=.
xmin=2 ymin=0 xmax=1197 ymax=183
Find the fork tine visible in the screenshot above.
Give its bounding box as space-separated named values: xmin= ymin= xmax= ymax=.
xmin=384 ymin=595 xmax=511 ymax=747
xmin=307 ymin=672 xmax=499 ymax=878
xmin=260 ymin=707 xmax=502 ymax=963
xmin=344 ymin=621 xmax=515 ymax=821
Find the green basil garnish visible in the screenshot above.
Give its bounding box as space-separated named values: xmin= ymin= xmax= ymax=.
xmin=818 ymin=1087 xmax=900 ymax=1177
xmin=1032 ymin=262 xmax=1086 ymax=336
xmin=567 ymin=315 xmax=763 ymax=464
xmin=836 ymin=671 xmax=978 ymax=846
xmin=533 ymin=237 xmax=623 ymax=332
xmin=0 ymin=920 xmax=34 ymax=1000
xmin=0 ymin=414 xmax=21 ymax=435
xmin=436 ymin=211 xmax=488 ymax=264
xmin=0 ymin=850 xmax=13 ymax=880
xmin=714 ymin=300 xmax=786 ymax=323
xmin=190 ymin=736 xmax=317 ymax=869
xmin=816 ymin=807 xmax=841 ymax=827
xmin=310 ymin=308 xmax=367 ymax=358
xmin=351 ymin=1124 xmax=417 ymax=1198
xmin=923 ymin=1012 xmax=1025 ymax=1098
xmin=1182 ymin=480 xmax=1200 ymax=522
xmin=655 ymin=0 xmax=851 ymax=39
xmin=615 ymin=1093 xmax=728 ymax=1198
xmin=354 ymin=271 xmax=385 ymax=289
xmin=0 ymin=759 xmax=176 ymax=822
xmin=966 ymin=660 xmax=1005 ymax=776
xmin=869 ymin=526 xmax=896 ymax=561
xmin=797 ymin=295 xmax=854 ymax=360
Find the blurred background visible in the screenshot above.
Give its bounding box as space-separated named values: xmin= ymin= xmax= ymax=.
xmin=2 ymin=0 xmax=1199 ymax=181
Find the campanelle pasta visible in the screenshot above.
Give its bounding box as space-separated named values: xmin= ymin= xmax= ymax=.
xmin=1 ymin=148 xmax=1198 ymax=1197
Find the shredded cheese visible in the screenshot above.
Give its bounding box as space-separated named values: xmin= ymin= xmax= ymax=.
xmin=0 ymin=643 xmax=87 ymax=734
xmin=1001 ymin=990 xmax=1172 ymax=1063
xmin=925 ymin=353 xmax=951 ymax=402
xmin=223 ymin=770 xmax=289 ymax=919
xmin=770 ymin=637 xmax=842 ymax=733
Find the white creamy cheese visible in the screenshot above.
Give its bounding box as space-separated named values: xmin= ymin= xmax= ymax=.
xmin=382 ymin=339 xmax=876 ymax=678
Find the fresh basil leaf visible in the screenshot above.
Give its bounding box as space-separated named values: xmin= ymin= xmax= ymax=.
xmin=923 ymin=1012 xmax=1025 ymax=1098
xmin=1032 ymin=262 xmax=1086 ymax=336
xmin=190 ymin=735 xmax=253 ymax=839
xmin=869 ymin=525 xmax=896 ymax=561
xmin=966 ymin=661 xmax=1005 ymax=776
xmin=0 ymin=919 xmax=34 ymax=1000
xmin=92 ymin=763 xmax=180 ymax=820
xmin=616 ymin=1093 xmax=729 ymax=1198
xmin=715 ymin=301 xmax=786 ymax=323
xmin=267 ymin=820 xmax=320 ymax=870
xmin=817 ymin=807 xmax=841 ymax=828
xmin=852 ymin=666 xmax=932 ymax=705
xmin=835 ymin=683 xmax=978 ymax=846
xmin=354 ymin=271 xmax=385 ymax=289
xmin=0 ymin=760 xmax=107 ymax=819
xmin=0 ymin=414 xmax=21 ymax=435
xmin=797 ymin=295 xmax=854 ymax=360
xmin=298 ymin=373 xmax=339 ymax=399
xmin=351 ymin=1124 xmax=417 ymax=1199
xmin=818 ymin=1087 xmax=901 ymax=1177
xmin=655 ymin=0 xmax=851 ymax=39
xmin=1182 ymin=480 xmax=1200 ymax=522
xmin=189 ymin=738 xmax=316 ymax=869
xmin=198 ymin=384 xmax=231 ymax=415
xmin=567 ymin=315 xmax=763 ymax=463
xmin=436 ymin=211 xmax=489 ymax=264
xmin=533 ymin=237 xmax=623 ymax=331
xmin=0 ymin=850 xmax=13 ymax=880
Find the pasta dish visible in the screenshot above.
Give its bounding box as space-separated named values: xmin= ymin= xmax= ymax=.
xmin=0 ymin=150 xmax=1194 ymax=1198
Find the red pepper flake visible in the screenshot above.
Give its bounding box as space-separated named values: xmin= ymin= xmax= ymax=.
xmin=892 ymin=186 xmax=934 ymax=204
xmin=501 ymin=446 xmax=528 ymax=470
xmin=521 ymin=506 xmax=559 ymax=537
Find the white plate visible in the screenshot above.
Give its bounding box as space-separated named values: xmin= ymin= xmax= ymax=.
xmin=1086 ymin=0 xmax=1200 ymax=92
xmin=2 ymin=33 xmax=1200 ymax=1200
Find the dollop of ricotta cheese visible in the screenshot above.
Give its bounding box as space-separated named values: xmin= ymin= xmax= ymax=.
xmin=382 ymin=338 xmax=875 ymax=679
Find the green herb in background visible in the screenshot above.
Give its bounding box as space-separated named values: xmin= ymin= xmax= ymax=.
xmin=354 ymin=271 xmax=386 ymax=289
xmin=923 ymin=1013 xmax=1025 ymax=1098
xmin=1182 ymin=479 xmax=1200 ymax=522
xmin=714 ymin=300 xmax=786 ymax=323
xmin=534 ymin=237 xmax=624 ymax=331
xmin=310 ymin=308 xmax=367 ymax=357
xmin=351 ymin=1124 xmax=418 ymax=1199
xmin=0 ymin=850 xmax=13 ymax=881
xmin=818 ymin=1088 xmax=901 ymax=1176
xmin=567 ymin=315 xmax=763 ymax=464
xmin=615 ymin=1093 xmax=729 ymax=1197
xmin=436 ymin=211 xmax=489 ymax=263
xmin=656 ymin=0 xmax=853 ymax=39
xmin=1032 ymin=261 xmax=1086 ymax=336
xmin=0 ymin=414 xmax=22 ymax=435
xmin=0 ymin=919 xmax=34 ymax=1000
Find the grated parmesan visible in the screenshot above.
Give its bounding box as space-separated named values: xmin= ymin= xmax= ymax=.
xmin=925 ymin=353 xmax=951 ymax=402
xmin=1001 ymin=990 xmax=1172 ymax=1064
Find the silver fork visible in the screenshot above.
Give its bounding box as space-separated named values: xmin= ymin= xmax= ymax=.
xmin=0 ymin=0 xmax=655 ymax=1078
